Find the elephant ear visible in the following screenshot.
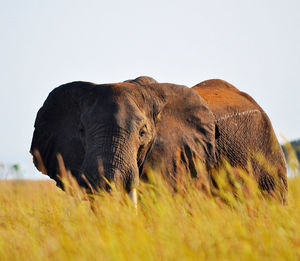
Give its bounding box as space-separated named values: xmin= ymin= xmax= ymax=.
xmin=30 ymin=81 xmax=94 ymax=187
xmin=143 ymin=83 xmax=217 ymax=186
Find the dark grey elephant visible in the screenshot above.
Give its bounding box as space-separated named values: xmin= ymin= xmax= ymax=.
xmin=30 ymin=76 xmax=287 ymax=204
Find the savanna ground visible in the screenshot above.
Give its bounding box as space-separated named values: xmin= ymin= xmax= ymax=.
xmin=0 ymin=160 xmax=300 ymax=260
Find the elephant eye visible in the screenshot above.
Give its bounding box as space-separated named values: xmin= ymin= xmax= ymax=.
xmin=139 ymin=126 xmax=147 ymax=137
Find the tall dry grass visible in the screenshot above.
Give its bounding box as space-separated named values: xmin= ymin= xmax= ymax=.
xmin=0 ymin=149 xmax=299 ymax=260
xmin=0 ymin=178 xmax=299 ymax=260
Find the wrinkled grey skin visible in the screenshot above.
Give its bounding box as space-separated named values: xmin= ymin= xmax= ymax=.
xmin=30 ymin=76 xmax=287 ymax=202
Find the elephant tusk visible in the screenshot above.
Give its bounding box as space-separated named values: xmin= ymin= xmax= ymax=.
xmin=129 ymin=188 xmax=138 ymax=212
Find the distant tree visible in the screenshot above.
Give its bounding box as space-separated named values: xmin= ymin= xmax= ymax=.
xmin=0 ymin=162 xmax=22 ymax=179
xmin=282 ymin=139 xmax=300 ymax=176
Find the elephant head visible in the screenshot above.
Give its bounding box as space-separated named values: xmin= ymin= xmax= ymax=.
xmin=30 ymin=76 xmax=217 ymax=197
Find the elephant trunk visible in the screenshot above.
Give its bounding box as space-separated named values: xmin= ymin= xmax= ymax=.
xmin=79 ymin=128 xmax=139 ymax=193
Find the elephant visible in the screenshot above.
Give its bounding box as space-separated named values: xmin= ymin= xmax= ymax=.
xmin=30 ymin=76 xmax=287 ymax=204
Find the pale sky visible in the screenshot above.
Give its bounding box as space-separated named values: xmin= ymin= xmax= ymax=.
xmin=1 ymin=0 xmax=299 ymax=179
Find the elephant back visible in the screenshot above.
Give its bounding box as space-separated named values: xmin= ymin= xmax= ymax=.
xmin=192 ymin=79 xmax=287 ymax=203
xmin=192 ymin=79 xmax=261 ymax=119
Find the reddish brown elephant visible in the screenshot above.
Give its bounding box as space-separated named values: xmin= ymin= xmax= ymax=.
xmin=192 ymin=80 xmax=287 ymax=202
xmin=30 ymin=77 xmax=287 ymax=204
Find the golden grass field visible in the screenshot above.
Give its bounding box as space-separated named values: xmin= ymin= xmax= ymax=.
xmin=0 ymin=165 xmax=300 ymax=261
